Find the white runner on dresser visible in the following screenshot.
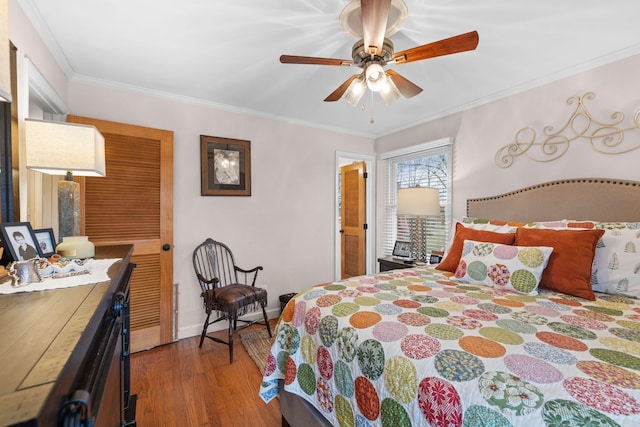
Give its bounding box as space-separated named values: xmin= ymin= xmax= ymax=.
xmin=0 ymin=258 xmax=122 ymax=294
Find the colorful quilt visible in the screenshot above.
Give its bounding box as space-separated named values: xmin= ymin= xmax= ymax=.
xmin=259 ymin=266 xmax=640 ymax=426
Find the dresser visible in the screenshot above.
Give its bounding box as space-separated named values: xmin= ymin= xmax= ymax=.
xmin=0 ymin=245 xmax=136 ymax=427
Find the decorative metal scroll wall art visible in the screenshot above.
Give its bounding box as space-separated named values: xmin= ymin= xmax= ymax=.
xmin=495 ymin=92 xmax=640 ymax=168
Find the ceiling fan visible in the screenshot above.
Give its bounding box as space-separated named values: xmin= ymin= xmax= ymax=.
xmin=279 ymin=0 xmax=479 ymax=106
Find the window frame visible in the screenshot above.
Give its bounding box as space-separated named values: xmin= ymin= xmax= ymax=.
xmin=380 ymin=138 xmax=453 ymax=258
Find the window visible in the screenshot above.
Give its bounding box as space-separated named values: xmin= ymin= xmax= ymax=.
xmin=381 ymin=138 xmax=453 ymax=258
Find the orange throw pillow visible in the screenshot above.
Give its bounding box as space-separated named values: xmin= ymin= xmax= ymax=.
xmin=514 ymin=228 xmax=604 ymax=300
xmin=436 ymin=222 xmax=515 ymax=272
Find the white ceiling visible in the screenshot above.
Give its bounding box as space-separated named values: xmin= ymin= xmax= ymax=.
xmin=18 ymin=0 xmax=640 ymax=137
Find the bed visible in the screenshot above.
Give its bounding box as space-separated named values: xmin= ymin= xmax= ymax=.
xmin=260 ymin=178 xmax=640 ymax=426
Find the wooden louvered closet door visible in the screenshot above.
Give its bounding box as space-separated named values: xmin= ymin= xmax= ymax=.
xmin=68 ymin=115 xmax=174 ymax=352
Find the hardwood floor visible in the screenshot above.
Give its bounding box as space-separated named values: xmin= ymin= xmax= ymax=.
xmin=131 ymin=321 xmax=281 ymax=426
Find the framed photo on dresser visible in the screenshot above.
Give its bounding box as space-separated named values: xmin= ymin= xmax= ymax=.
xmin=0 ymin=222 xmax=41 ymax=261
xmin=33 ymin=228 xmax=57 ymax=257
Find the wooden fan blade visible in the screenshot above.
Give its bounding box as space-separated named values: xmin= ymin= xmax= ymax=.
xmin=280 ymin=55 xmax=354 ymax=66
xmin=361 ymin=0 xmax=391 ymax=56
xmin=392 ymin=31 xmax=479 ymax=64
xmin=386 ymin=70 xmax=423 ymax=98
xmin=324 ymin=74 xmax=361 ymax=102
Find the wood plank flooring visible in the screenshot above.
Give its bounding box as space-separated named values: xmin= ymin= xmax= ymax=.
xmin=130 ymin=321 xmax=281 ymax=426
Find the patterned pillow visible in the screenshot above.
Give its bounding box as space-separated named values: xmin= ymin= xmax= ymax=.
xmin=460 ymin=217 xmax=524 ymax=230
xmin=437 ymin=223 xmax=516 ymax=272
xmin=590 ymin=222 xmax=640 ymax=298
xmin=453 ymin=240 xmax=553 ymax=295
xmin=458 ymin=218 xmax=640 ymax=298
xmin=525 ymin=220 xmax=640 ymax=298
xmin=443 ymin=219 xmax=518 ymax=258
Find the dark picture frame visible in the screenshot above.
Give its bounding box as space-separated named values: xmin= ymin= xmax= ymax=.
xmin=34 ymin=228 xmax=57 ymax=257
xmin=392 ymin=240 xmax=412 ymax=258
xmin=0 ymin=222 xmax=41 ymax=261
xmin=200 ymin=135 xmax=251 ymax=196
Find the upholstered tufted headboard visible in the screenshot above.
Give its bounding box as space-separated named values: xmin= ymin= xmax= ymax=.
xmin=467 ymin=178 xmax=640 ymax=223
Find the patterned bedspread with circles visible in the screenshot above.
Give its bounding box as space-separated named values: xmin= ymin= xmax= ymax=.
xmin=260 ymin=266 xmax=640 ymax=426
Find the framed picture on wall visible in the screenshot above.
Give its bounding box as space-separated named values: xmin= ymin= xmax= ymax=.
xmin=34 ymin=228 xmax=57 ymax=257
xmin=0 ymin=222 xmax=41 ymax=261
xmin=200 ymin=135 xmax=251 ymax=196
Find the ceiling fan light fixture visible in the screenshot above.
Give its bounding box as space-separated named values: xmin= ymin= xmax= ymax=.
xmin=344 ymin=76 xmax=366 ymax=107
xmin=379 ymin=74 xmax=401 ymax=105
xmin=365 ymin=62 xmax=387 ymax=92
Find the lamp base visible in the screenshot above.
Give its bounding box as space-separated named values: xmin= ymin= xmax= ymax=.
xmin=58 ymin=180 xmax=81 ymax=238
xmin=409 ymin=216 xmax=427 ymax=262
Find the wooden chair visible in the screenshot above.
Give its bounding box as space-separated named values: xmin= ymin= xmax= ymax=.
xmin=192 ymin=238 xmax=271 ymax=363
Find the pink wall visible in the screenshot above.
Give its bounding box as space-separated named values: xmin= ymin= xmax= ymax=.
xmin=12 ymin=0 xmax=376 ymax=336
xmin=376 ymin=53 xmax=640 ymax=254
xmin=65 ymin=82 xmax=375 ymax=337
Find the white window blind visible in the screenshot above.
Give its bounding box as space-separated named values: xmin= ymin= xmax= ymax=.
xmin=381 ymin=138 xmax=453 ymax=257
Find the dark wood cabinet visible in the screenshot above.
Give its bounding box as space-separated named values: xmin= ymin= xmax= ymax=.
xmin=0 ymin=245 xmax=136 ymax=427
xmin=378 ymin=256 xmax=417 ymax=272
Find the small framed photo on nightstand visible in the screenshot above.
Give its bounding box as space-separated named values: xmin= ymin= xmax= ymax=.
xmin=392 ymin=240 xmax=412 ymax=259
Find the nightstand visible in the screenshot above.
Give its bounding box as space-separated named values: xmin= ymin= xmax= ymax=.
xmin=378 ymin=256 xmax=416 ymax=272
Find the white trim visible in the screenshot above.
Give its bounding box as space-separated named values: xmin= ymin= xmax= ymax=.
xmin=23 ymin=57 xmax=68 ymax=230
xmin=178 ymin=307 xmax=281 ymax=340
xmin=72 ymin=74 xmax=376 ymax=139
xmin=379 ymin=137 xmax=453 ymax=160
xmin=380 ymin=139 xmax=454 ymax=258
xmin=25 ymin=57 xmax=68 ymax=115
xmin=17 ymin=0 xmax=75 ymax=79
xmin=335 ymin=151 xmax=376 ymax=281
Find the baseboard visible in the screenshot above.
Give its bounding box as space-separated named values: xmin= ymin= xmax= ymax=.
xmin=178 ymin=307 xmax=280 ymax=340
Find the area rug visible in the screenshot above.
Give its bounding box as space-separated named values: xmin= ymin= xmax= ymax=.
xmin=239 ymin=328 xmax=275 ymax=375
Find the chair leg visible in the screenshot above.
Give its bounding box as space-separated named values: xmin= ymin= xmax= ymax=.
xmin=199 ymin=313 xmax=211 ymax=348
xmin=262 ymin=305 xmax=272 ymax=337
xmin=228 ymin=315 xmax=235 ymax=364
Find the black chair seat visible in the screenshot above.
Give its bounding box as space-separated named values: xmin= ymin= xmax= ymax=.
xmin=202 ymin=284 xmax=267 ymax=316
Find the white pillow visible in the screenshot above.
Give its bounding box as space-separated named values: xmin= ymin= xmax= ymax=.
xmin=530 ymin=220 xmax=640 ymax=298
xmin=590 ymin=223 xmax=640 ymax=298
xmin=454 ymin=240 xmax=553 ymax=295
xmin=445 ymin=218 xmax=518 ymax=253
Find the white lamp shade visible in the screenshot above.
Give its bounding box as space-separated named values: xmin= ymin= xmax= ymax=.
xmin=0 ymin=0 xmax=11 ymax=102
xmin=25 ymin=119 xmax=106 ymax=177
xmin=397 ymin=187 xmax=440 ymax=216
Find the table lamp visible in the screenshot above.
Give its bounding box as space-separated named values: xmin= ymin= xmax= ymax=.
xmin=25 ymin=119 xmax=105 ymax=239
xmin=396 ymin=186 xmax=440 ymax=261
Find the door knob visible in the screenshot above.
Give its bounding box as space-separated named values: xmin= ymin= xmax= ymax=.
xmin=162 ymin=244 xmax=171 ymax=251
